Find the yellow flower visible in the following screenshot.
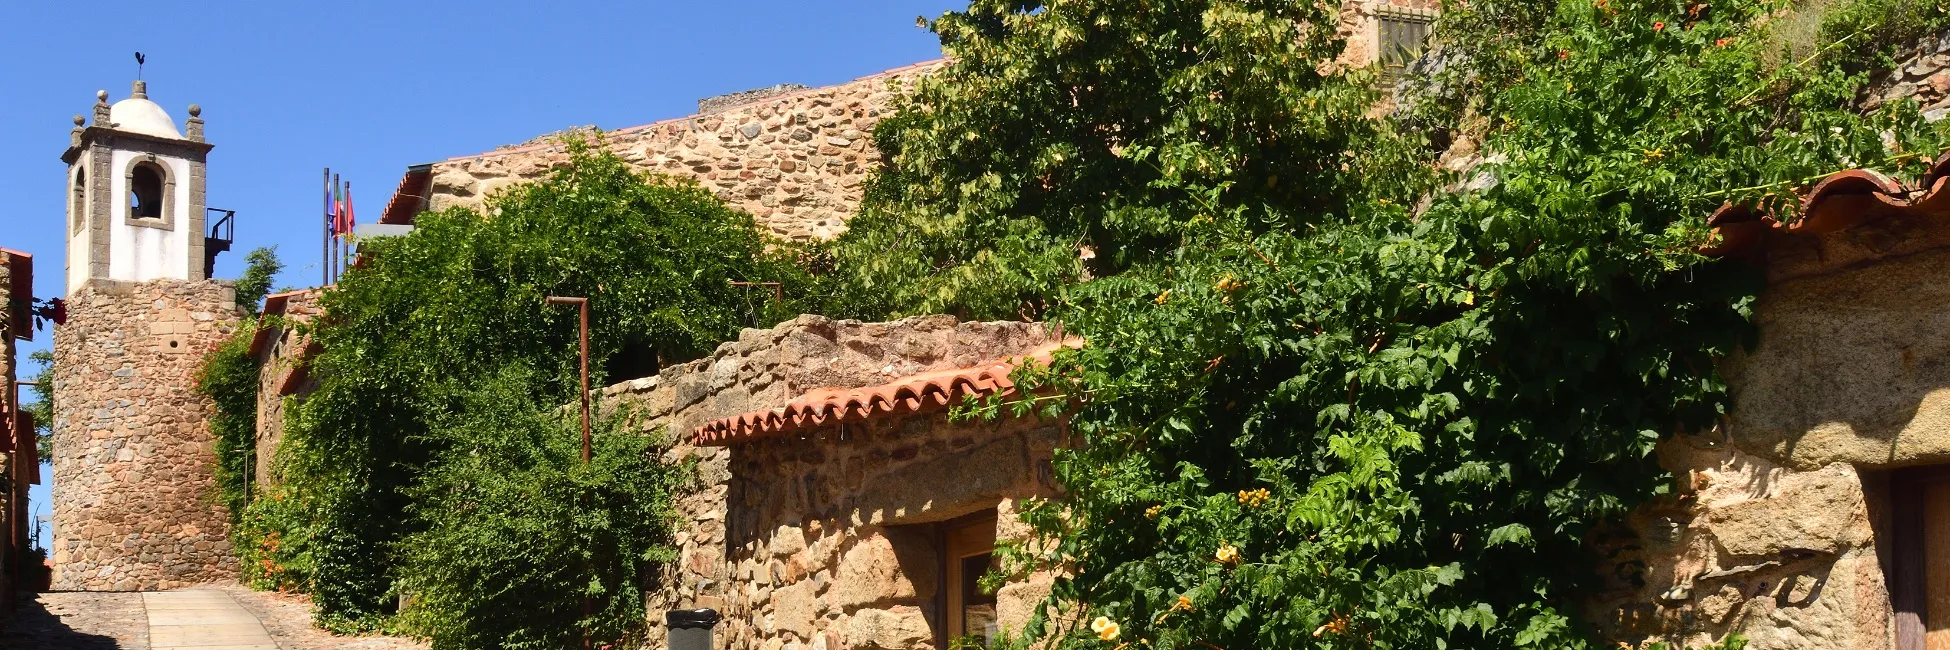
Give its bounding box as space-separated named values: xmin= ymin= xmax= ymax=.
xmin=1145 ymin=505 xmax=1163 ymax=519
xmin=1236 ymin=488 xmax=1271 ymax=507
xmin=1313 ymin=613 xmax=1350 ymax=637
xmin=1173 ymin=595 xmax=1194 ymax=612
xmin=1154 ymin=290 xmax=1171 ymax=305
xmin=1091 ymin=616 xmax=1122 ymax=641
xmin=1214 ymin=275 xmax=1244 ymax=292
xmin=1215 ymin=542 xmax=1240 ymax=564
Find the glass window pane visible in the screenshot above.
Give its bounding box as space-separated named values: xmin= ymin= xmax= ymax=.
xmin=961 ymin=553 xmax=997 ymax=645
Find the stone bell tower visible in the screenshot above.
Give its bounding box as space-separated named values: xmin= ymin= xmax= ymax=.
xmin=50 ymin=80 xmax=241 ymax=591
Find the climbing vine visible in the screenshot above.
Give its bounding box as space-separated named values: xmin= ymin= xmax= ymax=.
xmin=837 ymin=0 xmax=1949 ymax=647
xmin=254 ymin=140 xmax=810 ymax=641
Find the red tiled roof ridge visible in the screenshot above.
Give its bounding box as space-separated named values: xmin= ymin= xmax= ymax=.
xmin=380 ymin=166 xmax=433 ymax=226
xmin=249 ymin=287 xmax=330 ymax=358
xmin=445 ymin=59 xmax=949 ymax=164
xmin=1705 ymin=150 xmax=1950 ymax=256
xmin=693 ymin=337 xmax=1078 ymax=446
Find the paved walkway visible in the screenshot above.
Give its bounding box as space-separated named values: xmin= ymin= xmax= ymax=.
xmin=142 ymin=590 xmax=277 ymax=650
xmin=1 ymin=587 xmax=426 ymax=650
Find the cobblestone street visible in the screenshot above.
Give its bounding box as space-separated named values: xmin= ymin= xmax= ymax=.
xmin=0 ymin=587 xmax=425 ymax=650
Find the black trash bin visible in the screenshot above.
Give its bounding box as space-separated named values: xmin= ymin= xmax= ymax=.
xmin=666 ymin=608 xmax=720 ymax=650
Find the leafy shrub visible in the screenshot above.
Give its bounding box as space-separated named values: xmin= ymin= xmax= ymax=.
xmin=265 ymin=138 xmax=808 ymax=633
xmin=852 ymin=0 xmax=1949 ymax=647
xmin=396 ymin=367 xmax=683 ymax=650
xmin=194 ymin=246 xmax=286 ymax=569
xmin=194 ymin=324 xmax=260 ymax=521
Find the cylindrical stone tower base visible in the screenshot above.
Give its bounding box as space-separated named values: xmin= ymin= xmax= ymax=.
xmin=51 ymin=278 xmax=240 ymax=591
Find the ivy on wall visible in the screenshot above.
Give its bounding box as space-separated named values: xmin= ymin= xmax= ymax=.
xmin=241 ymin=140 xmax=812 ymax=642
xmin=834 ymin=0 xmax=1949 ymax=647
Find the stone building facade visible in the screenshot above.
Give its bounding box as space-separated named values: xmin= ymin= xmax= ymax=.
xmin=49 ymin=279 xmax=241 ymax=591
xmin=0 ymin=248 xmax=31 ymax=605
xmin=587 ymin=314 xmax=1061 ymax=649
xmin=418 ymin=61 xmax=943 ymax=243
xmin=1586 ymin=161 xmax=1950 ymax=648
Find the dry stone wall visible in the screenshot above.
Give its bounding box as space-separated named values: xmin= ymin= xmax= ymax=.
xmin=1863 ymin=28 xmax=1950 ymax=120
xmin=49 ymin=279 xmax=240 ymax=591
xmin=592 ymin=314 xmax=1056 ymax=649
xmin=427 ymin=62 xmax=943 ymax=242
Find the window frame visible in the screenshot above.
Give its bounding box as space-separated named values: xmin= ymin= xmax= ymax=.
xmin=1375 ymin=6 xmax=1439 ymax=79
xmin=122 ymin=156 xmax=175 ymax=231
xmin=936 ymin=510 xmax=1000 ymax=649
xmin=71 ymin=166 xmax=88 ymax=234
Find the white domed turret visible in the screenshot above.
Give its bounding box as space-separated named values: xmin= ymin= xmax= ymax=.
xmin=108 ymin=81 xmax=182 ymax=139
xmin=61 ymin=78 xmax=218 ymax=293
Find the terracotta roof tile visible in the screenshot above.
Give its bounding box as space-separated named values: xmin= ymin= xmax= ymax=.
xmin=1 ymin=248 xmax=32 ymax=342
xmin=1705 ymin=151 xmax=1950 ymax=256
xmin=380 ymin=165 xmax=433 ymax=226
xmin=693 ymin=339 xmax=1076 ymax=446
xmin=248 ymin=288 xmax=326 ymax=358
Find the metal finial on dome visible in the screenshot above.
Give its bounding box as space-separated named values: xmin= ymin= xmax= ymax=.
xmin=96 ymin=90 xmax=108 ymax=104
xmin=131 ymin=80 xmax=148 ymax=99
xmin=187 ymin=104 xmax=201 ymax=117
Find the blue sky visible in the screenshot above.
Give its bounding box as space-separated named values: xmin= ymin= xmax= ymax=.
xmin=1 ymin=0 xmax=958 ymax=548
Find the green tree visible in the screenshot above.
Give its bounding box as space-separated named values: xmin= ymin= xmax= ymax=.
xmin=234 ymin=246 xmax=285 ymax=314
xmin=265 ymin=139 xmax=802 ymax=635
xmin=26 ymin=349 xmax=53 ymax=461
xmin=822 ymin=0 xmax=1423 ymax=320
xmin=844 ymin=0 xmax=1948 ymax=647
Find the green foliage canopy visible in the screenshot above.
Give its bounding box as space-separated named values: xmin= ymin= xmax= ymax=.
xmin=837 ymin=0 xmax=1949 ymax=647
xmin=261 ymin=141 xmax=806 ymax=636
xmin=823 ymin=0 xmax=1424 ymax=320
xmin=396 ymin=368 xmax=682 ymax=650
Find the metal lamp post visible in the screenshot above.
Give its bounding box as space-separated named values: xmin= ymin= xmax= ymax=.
xmin=546 ymin=296 xmax=592 ymax=463
xmin=546 ymin=295 xmax=592 ymax=649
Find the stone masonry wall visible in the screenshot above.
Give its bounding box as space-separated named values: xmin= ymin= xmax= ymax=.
xmin=1863 ymin=28 xmax=1950 ymax=120
xmin=1586 ymin=213 xmax=1950 ymax=647
xmin=252 ymin=290 xmax=323 ymax=488
xmin=710 ymin=413 xmax=1061 ymax=650
xmin=50 ymin=279 xmax=241 ymax=591
xmin=427 ymin=62 xmax=943 ymax=242
xmin=590 ymin=314 xmax=1055 ymax=649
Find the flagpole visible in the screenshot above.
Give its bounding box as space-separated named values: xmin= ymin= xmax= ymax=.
xmin=322 ymin=168 xmax=330 ymax=287
xmin=332 ymin=173 xmax=341 ymax=284
xmin=345 ymin=181 xmax=355 ymax=268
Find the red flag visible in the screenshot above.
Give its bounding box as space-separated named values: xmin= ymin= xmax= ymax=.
xmin=345 ymin=183 xmax=355 ymax=235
